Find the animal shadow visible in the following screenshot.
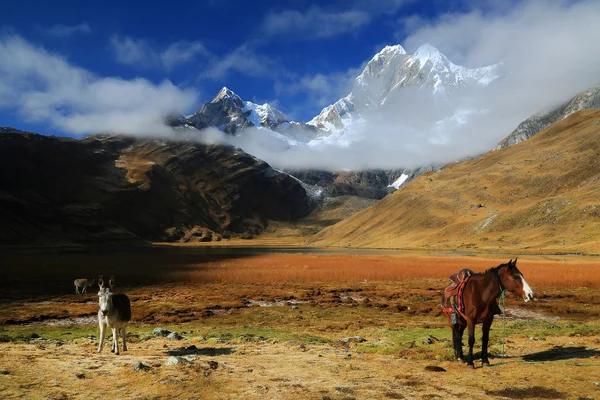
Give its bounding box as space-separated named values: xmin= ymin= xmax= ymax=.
xmin=166 ymin=345 xmax=236 ymax=357
xmin=522 ymin=346 xmax=600 ymax=361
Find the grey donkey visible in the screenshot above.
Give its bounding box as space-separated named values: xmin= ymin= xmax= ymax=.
xmin=74 ymin=278 xmax=96 ymax=294
xmin=97 ymin=275 xmax=131 ymax=355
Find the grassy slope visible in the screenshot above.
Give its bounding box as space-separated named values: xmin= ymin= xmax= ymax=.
xmin=310 ymin=109 xmax=600 ymax=254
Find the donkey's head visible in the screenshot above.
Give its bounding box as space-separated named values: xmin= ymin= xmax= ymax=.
xmin=498 ymin=258 xmax=535 ymax=302
xmin=97 ymin=275 xmax=113 ymax=316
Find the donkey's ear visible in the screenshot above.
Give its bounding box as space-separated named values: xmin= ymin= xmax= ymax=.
xmin=98 ymin=275 xmax=104 ymax=288
xmin=109 ymin=275 xmax=115 ymax=289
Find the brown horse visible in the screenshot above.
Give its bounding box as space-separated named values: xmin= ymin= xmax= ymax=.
xmin=442 ymin=258 xmax=534 ymax=368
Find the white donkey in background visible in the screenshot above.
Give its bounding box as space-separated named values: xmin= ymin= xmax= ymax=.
xmin=97 ymin=275 xmax=131 ymax=355
xmin=74 ymin=278 xmax=95 ymax=294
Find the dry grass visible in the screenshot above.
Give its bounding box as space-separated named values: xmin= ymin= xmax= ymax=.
xmin=165 ymin=254 xmax=600 ymax=289
xmin=2 ymin=249 xmax=600 ymax=399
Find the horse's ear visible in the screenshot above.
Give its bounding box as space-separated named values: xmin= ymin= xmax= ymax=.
xmin=513 ymin=257 xmax=518 ymax=265
xmin=508 ymin=258 xmax=513 ymax=265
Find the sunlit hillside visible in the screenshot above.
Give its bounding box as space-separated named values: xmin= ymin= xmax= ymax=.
xmin=310 ymin=109 xmax=600 ymax=254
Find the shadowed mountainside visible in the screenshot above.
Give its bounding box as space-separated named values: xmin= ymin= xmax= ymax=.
xmin=0 ymin=129 xmax=313 ymax=246
xmin=310 ymin=110 xmax=600 ymax=254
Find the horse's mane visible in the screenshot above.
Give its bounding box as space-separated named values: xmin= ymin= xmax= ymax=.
xmin=471 ymin=263 xmax=507 ymax=277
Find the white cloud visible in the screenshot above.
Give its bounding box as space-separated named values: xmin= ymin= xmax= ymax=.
xmin=110 ymin=35 xmax=207 ymax=70
xmin=47 ymin=23 xmax=92 ymax=37
xmin=0 ymin=35 xmax=198 ymax=136
xmin=202 ymin=45 xmax=279 ymax=80
xmin=262 ymin=6 xmax=371 ymax=40
xmin=161 ymin=41 xmax=208 ymax=69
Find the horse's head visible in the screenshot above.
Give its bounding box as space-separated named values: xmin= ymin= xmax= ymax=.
xmin=498 ymin=258 xmax=535 ymax=302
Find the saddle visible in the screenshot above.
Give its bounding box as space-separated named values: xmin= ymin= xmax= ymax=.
xmin=442 ymin=268 xmax=474 ymax=317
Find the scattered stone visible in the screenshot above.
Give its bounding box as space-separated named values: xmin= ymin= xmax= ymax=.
xmin=151 ymin=363 xmax=162 ymax=368
xmin=247 ymin=368 xmax=253 ymax=373
xmin=207 ymin=361 xmax=218 ymax=370
xmin=422 ymin=335 xmax=440 ymax=345
xmin=341 ymin=336 xmax=366 ymax=344
xmin=0 ymin=370 xmax=9 ymax=375
xmin=167 ymin=332 xmax=183 ymax=340
xmin=166 ymin=356 xmax=191 ymax=366
xmin=335 ymin=386 xmax=355 ymax=394
xmin=75 ymin=373 xmax=86 ymax=379
xmin=134 ymin=362 xmax=151 ymax=372
xmin=153 ymin=328 xmax=172 ymax=337
xmin=424 ymin=366 xmax=446 ymax=372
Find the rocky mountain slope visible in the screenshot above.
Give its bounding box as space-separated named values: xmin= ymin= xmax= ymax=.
xmin=0 ymin=128 xmax=314 ymax=246
xmin=309 ymin=110 xmax=600 ymax=254
xmin=496 ymin=85 xmax=600 ymax=149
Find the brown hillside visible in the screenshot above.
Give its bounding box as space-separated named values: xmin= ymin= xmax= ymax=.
xmin=310 ymin=109 xmax=600 ymax=254
xmin=0 ymin=130 xmax=312 ymax=246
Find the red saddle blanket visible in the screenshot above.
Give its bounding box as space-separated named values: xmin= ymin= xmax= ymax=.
xmin=442 ymin=269 xmax=473 ymax=314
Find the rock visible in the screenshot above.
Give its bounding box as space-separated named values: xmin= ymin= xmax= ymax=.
xmin=422 ymin=335 xmax=440 ymax=345
xmin=166 ymin=356 xmax=191 ymax=366
xmin=424 ymin=366 xmax=446 ymax=372
xmin=198 ymin=361 xmax=219 ymax=370
xmin=0 ymin=370 xmax=9 ymax=375
xmin=341 ymin=336 xmax=366 ymax=344
xmin=75 ymin=373 xmax=86 ymax=379
xmin=134 ymin=362 xmax=151 ymax=372
xmin=153 ymin=328 xmax=172 ymax=337
xmin=167 ymin=332 xmax=183 ymax=340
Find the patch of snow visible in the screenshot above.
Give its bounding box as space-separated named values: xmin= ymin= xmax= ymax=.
xmin=388 ymin=173 xmax=409 ymax=189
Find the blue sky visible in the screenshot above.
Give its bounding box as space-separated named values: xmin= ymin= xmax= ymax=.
xmin=1 ymin=0 xmax=599 ymax=148
xmin=0 ymin=0 xmax=483 ymax=136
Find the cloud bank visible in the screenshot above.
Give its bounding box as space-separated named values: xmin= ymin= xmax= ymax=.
xmin=0 ymin=35 xmax=198 ymax=135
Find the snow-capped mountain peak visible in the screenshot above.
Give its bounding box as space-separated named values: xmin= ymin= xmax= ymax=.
xmin=214 ymin=86 xmax=238 ymax=101
xmin=309 ymin=43 xmax=502 ymax=132
xmin=411 ymin=43 xmax=447 ymax=68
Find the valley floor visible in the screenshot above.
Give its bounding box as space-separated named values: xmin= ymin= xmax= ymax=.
xmin=1 ymin=249 xmax=600 ymax=399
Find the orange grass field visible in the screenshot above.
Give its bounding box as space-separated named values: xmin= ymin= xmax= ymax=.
xmin=2 ymin=248 xmax=600 ymax=399
xmin=164 ymin=254 xmax=600 ymax=288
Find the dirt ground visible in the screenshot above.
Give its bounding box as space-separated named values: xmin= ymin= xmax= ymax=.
xmin=1 ymin=249 xmax=600 ymax=399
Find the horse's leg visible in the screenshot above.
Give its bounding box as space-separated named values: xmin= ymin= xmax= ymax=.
xmin=457 ymin=323 xmax=466 ymax=362
xmin=481 ymin=318 xmax=493 ymax=366
xmin=466 ymin=320 xmax=476 ymax=368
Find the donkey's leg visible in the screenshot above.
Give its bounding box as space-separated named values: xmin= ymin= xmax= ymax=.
xmin=82 ymin=285 xmax=86 ymax=294
xmin=97 ymin=321 xmax=106 ymax=353
xmin=112 ymin=327 xmax=120 ymax=355
xmin=466 ymin=320 xmax=476 ymax=368
xmin=481 ymin=319 xmax=493 ymax=366
xmin=121 ymin=326 xmax=128 ymax=352
xmin=75 ymin=284 xmax=79 ymax=294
